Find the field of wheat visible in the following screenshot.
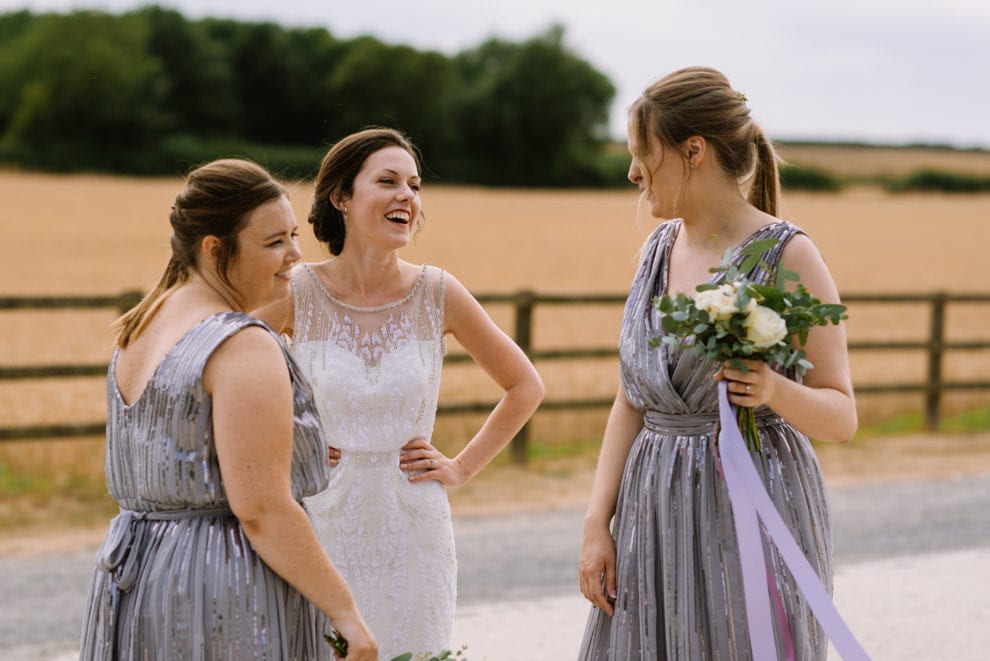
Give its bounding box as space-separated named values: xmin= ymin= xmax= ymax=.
xmin=776 ymin=143 xmax=990 ymax=178
xmin=1 ymin=149 xmax=989 ymax=487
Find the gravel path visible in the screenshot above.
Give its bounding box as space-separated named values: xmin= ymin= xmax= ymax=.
xmin=2 ymin=473 xmax=988 ymax=660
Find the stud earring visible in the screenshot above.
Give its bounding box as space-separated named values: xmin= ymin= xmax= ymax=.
xmin=689 ymin=162 xmax=696 ymax=170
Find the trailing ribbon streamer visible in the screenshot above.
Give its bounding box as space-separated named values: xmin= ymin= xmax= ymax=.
xmin=717 ymin=381 xmax=870 ymax=660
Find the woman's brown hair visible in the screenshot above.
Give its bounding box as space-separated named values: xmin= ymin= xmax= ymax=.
xmin=629 ymin=66 xmax=781 ymax=217
xmin=309 ymin=127 xmax=422 ymax=256
xmin=113 ymin=158 xmax=285 ymax=347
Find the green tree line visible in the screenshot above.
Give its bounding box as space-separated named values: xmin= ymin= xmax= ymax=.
xmin=0 ymin=7 xmax=621 ymax=186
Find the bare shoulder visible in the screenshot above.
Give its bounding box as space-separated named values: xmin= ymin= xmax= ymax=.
xmin=440 ymin=271 xmax=485 ymax=334
xmin=441 ymin=270 xmax=476 ymax=308
xmin=204 ymin=325 xmax=288 ymax=391
xmin=780 ymin=231 xmax=831 ymax=275
xmin=253 ymin=295 xmax=294 ymax=333
xmin=780 ymin=231 xmax=840 ymax=300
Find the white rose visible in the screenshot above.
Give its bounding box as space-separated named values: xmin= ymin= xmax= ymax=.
xmin=743 ymin=305 xmax=788 ymax=349
xmin=695 ymin=283 xmax=740 ymax=321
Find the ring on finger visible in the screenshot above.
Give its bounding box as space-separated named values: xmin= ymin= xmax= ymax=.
xmin=429 ymin=458 xmax=434 ymax=469
xmin=745 ymin=384 xmax=752 ymax=392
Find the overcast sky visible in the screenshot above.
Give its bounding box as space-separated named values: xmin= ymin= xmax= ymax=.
xmin=4 ymin=0 xmax=988 ymax=148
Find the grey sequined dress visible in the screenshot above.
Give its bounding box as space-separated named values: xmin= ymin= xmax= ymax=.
xmin=79 ymin=312 xmax=332 ymax=660
xmin=579 ymin=221 xmax=834 ymax=660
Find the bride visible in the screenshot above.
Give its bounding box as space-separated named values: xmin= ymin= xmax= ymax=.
xmin=257 ymin=127 xmax=544 ymax=658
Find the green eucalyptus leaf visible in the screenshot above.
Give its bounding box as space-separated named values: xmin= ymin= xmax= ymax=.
xmin=739 ymin=252 xmax=762 ymax=274
xmin=741 ymin=238 xmax=778 ymax=255
xmin=779 ymin=268 xmax=799 ymax=282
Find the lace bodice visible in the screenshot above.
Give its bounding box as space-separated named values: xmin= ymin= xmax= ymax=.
xmin=291 ymin=263 xmax=446 ymax=453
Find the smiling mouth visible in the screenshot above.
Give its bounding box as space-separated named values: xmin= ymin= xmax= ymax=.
xmin=385 ymin=211 xmax=410 ymax=225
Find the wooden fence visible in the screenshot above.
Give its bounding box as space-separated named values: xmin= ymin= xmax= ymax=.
xmin=2 ymin=291 xmax=989 ymax=464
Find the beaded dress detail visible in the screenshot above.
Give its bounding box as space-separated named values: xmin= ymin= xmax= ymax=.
xmin=79 ymin=312 xmax=332 ymax=660
xmin=291 ymin=263 xmax=455 ymax=660
xmin=579 ymin=220 xmax=834 ymax=660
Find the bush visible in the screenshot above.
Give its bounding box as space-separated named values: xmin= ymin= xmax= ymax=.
xmin=885 ymin=169 xmax=990 ymax=193
xmin=779 ymin=163 xmax=842 ymax=191
xmin=158 ymin=135 xmax=327 ymax=180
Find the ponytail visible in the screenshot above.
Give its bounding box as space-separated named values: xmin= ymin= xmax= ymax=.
xmin=631 ymin=67 xmax=783 ymax=218
xmin=749 ymin=131 xmax=781 ymax=218
xmin=113 ymin=254 xmax=189 ymax=348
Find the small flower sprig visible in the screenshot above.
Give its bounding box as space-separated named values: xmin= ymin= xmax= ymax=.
xmin=650 ymin=237 xmax=847 ymax=449
xmin=325 ymin=631 xmax=468 ymax=661
xmin=391 ymin=646 xmax=469 ymax=661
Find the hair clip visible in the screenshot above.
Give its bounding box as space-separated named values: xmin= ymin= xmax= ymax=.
xmin=736 ymin=91 xmax=747 ymax=102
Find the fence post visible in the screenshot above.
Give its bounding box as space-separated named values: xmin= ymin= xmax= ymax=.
xmin=925 ymin=292 xmax=946 ymax=431
xmin=510 ymin=290 xmax=535 ymax=465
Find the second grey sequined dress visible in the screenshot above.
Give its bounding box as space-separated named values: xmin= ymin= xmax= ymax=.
xmin=579 ymin=221 xmax=833 ymax=660
xmin=79 ymin=312 xmax=332 ymax=660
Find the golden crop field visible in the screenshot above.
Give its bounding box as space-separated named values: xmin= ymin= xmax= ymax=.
xmin=1 ymin=149 xmax=989 ymax=486
xmin=776 ymin=143 xmax=990 ymax=178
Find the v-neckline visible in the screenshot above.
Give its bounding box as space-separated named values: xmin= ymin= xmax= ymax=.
xmin=112 ymin=312 xmax=227 ymax=409
xmin=660 ymin=219 xmax=782 ymax=298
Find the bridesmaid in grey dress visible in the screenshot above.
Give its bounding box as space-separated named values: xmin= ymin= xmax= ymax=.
xmin=79 ymin=159 xmax=376 ymax=660
xmin=578 ymin=67 xmax=857 ymax=659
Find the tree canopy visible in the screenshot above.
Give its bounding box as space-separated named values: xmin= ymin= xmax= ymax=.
xmin=0 ymin=8 xmax=621 ymax=186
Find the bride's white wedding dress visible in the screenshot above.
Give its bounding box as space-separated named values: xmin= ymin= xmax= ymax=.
xmin=290 ymin=263 xmax=456 ymax=659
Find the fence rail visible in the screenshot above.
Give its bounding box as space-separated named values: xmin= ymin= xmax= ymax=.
xmin=3 ymin=291 xmax=990 ymax=463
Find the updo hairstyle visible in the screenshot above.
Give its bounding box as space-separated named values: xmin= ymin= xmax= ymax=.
xmin=629 ymin=66 xmax=781 ymax=217
xmin=114 ymin=158 xmax=285 ymax=347
xmin=309 ymin=127 xmax=422 ymax=256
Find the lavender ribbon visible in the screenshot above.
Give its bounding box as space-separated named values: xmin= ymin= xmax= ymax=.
xmin=717 ymin=381 xmax=870 ymax=660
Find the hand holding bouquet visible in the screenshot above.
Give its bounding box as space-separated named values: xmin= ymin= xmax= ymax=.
xmin=651 ymin=238 xmax=847 ymax=450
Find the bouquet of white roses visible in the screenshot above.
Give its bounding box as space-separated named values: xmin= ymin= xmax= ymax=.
xmin=651 ymin=238 xmax=847 ymax=451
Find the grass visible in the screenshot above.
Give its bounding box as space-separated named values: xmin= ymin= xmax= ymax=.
xmin=1 ymin=404 xmax=987 ymax=499
xmin=0 ymin=465 xmax=115 ymax=531
xmin=854 ymin=406 xmax=990 ymax=438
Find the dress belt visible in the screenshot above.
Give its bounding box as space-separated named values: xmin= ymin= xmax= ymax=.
xmin=96 ymin=505 xmax=234 ymax=592
xmin=643 ymin=409 xmax=784 ymax=435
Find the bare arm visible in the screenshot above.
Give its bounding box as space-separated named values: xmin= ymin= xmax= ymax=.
xmin=721 ymin=233 xmax=857 ymax=443
xmin=405 ymin=273 xmax=544 ymax=486
xmin=207 ymin=328 xmax=376 ymax=659
xmin=578 ymin=384 xmax=643 ymax=615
